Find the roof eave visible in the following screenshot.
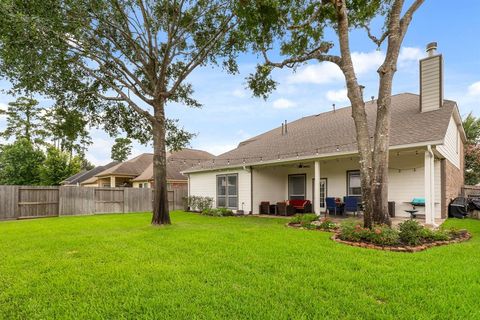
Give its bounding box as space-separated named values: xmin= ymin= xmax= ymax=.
xmin=182 ymin=140 xmax=444 ymax=174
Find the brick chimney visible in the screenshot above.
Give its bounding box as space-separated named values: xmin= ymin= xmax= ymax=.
xmin=420 ymin=42 xmax=443 ymax=112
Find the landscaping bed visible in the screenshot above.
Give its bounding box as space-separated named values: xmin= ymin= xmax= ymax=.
xmin=287 ymin=214 xmax=471 ymax=252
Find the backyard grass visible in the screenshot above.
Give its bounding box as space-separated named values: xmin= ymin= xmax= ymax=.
xmin=0 ymin=212 xmax=479 ymax=319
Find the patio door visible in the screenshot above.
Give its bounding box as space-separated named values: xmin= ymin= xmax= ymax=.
xmin=312 ymin=178 xmax=327 ymax=212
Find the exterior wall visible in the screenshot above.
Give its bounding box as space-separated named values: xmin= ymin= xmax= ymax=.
xmin=133 ymin=181 xmax=152 ymax=188
xmin=420 ymin=55 xmax=442 ymax=113
xmin=388 ymin=153 xmax=442 ymax=218
xmin=189 ymin=168 xmax=251 ymax=213
xmin=189 ymin=150 xmax=448 ymax=218
xmin=437 ymin=116 xmax=461 ymax=169
xmin=441 ymin=147 xmax=465 ymax=217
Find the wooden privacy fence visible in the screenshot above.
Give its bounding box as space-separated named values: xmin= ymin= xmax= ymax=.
xmin=0 ymin=185 xmax=187 ymax=221
xmin=462 ymin=185 xmax=480 ymax=198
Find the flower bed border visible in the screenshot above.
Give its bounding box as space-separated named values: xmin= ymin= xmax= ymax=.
xmin=287 ymin=222 xmax=471 ymax=252
xmin=331 ymin=231 xmax=471 ymax=252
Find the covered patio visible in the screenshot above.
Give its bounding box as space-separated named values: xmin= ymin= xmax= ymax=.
xmin=251 ymin=148 xmax=442 ymax=224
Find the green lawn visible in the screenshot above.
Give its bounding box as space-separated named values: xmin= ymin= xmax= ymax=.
xmin=0 ymin=212 xmax=479 ymax=319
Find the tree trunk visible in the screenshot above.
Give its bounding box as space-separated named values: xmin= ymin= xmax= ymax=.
xmin=151 ymin=100 xmax=171 ymax=225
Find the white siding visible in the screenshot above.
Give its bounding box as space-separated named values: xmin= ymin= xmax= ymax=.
xmin=189 ymin=168 xmax=251 ymax=213
xmin=190 ymin=152 xmax=444 ymax=218
xmin=420 ymin=55 xmax=442 ymax=112
xmin=437 ymin=116 xmax=461 ymax=169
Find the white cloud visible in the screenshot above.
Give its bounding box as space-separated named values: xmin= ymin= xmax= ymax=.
xmin=289 ymin=50 xmax=385 ymax=85
xmin=232 ymin=88 xmax=247 ymax=98
xmin=0 ymin=102 xmax=8 ymax=114
xmin=399 ymin=47 xmax=424 ymax=63
xmin=468 ymin=81 xmax=480 ymax=96
xmin=326 ymin=89 xmax=348 ymax=103
xmin=289 ymin=62 xmax=343 ymax=84
xmin=272 ymin=98 xmax=297 ymax=109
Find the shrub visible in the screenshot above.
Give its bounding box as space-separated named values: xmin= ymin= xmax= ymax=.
xmin=420 ymin=228 xmax=450 ymax=242
xmin=201 ymin=207 xmax=234 ymax=217
xmin=339 ymin=220 xmax=368 ymax=242
xmin=184 ymin=196 xmax=213 ymax=212
xmin=290 ymin=214 xmax=318 ymax=227
xmin=398 ymin=219 xmax=424 ymax=245
xmin=318 ymin=218 xmax=337 ymax=230
xmin=368 ymin=225 xmax=400 ymax=246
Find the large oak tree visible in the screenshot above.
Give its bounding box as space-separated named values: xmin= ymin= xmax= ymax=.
xmin=0 ymin=0 xmax=244 ymax=224
xmin=239 ymin=0 xmax=424 ymax=228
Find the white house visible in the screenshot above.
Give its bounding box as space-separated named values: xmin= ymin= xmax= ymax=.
xmin=184 ymin=44 xmax=466 ymax=224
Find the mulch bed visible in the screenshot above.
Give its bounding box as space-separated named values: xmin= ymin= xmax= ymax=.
xmin=287 ymin=222 xmax=472 ymax=252
xmin=331 ymin=231 xmax=471 ymax=252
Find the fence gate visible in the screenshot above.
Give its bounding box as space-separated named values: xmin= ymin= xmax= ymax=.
xmin=94 ymin=188 xmax=125 ymax=213
xmin=18 ymin=187 xmax=59 ymax=218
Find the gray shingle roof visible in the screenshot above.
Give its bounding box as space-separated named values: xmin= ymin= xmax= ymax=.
xmin=185 ymin=93 xmax=456 ymax=172
xmin=62 ymin=161 xmax=119 ymax=185
xmin=132 ymin=149 xmax=215 ymax=181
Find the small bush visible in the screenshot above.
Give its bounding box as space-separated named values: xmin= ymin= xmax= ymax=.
xmin=184 ymin=196 xmax=214 ymax=212
xmin=368 ymin=225 xmax=400 ymax=246
xmin=201 ymin=207 xmax=234 ymax=217
xmin=339 ymin=220 xmax=367 ymax=242
xmin=398 ymin=219 xmax=424 ymax=246
xmin=318 ymin=218 xmax=336 ymax=230
xmin=420 ymin=228 xmax=450 ymax=242
xmin=290 ymin=214 xmax=318 ymax=227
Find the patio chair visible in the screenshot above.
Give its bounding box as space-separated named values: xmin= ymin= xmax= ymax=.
xmin=276 ymin=202 xmax=296 ymax=216
xmin=259 ymin=201 xmax=270 ymax=214
xmin=326 ymin=197 xmax=343 ymax=216
xmin=344 ymin=196 xmax=358 ymax=216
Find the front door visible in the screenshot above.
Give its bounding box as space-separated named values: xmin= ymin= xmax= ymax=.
xmin=312 ymin=178 xmax=327 ymax=213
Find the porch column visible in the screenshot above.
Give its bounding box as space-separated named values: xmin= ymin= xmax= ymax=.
xmin=424 ymin=148 xmax=435 ymax=225
xmin=314 ymin=160 xmax=321 ymax=215
xmin=110 ymin=176 xmax=116 ymax=188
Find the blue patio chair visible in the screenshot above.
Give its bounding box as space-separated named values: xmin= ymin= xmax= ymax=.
xmin=344 ymin=196 xmax=358 ymax=217
xmin=326 ymin=197 xmax=342 ymax=216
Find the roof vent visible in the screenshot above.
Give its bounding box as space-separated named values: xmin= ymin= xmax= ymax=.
xmin=420 ymin=42 xmax=443 ymax=113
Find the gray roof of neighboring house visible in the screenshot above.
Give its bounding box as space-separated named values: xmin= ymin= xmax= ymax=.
xmin=185 ymin=93 xmax=457 ymax=172
xmin=62 ymin=161 xmax=119 ymax=185
xmin=132 ymin=149 xmax=215 ymax=182
xmin=95 ymin=153 xmax=154 ymax=177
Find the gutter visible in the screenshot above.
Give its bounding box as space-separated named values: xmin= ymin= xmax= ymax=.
xmin=182 ymin=139 xmax=444 ymax=174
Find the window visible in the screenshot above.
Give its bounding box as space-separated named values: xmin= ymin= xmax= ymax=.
xmin=347 ymin=171 xmax=361 ymax=196
xmin=217 ymin=174 xmax=238 ymax=209
xmin=288 ymin=174 xmax=306 ymax=200
xmin=143 ymin=182 xmax=149 ymax=188
xmin=139 ymin=183 xmax=143 ymax=188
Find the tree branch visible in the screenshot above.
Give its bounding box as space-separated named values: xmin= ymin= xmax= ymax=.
xmin=399 ymin=0 xmax=425 ymax=36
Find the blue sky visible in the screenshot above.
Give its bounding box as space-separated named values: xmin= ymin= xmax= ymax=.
xmin=1 ymin=1 xmax=479 ymax=165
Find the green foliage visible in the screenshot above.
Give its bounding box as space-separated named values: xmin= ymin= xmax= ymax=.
xmin=165 ymin=119 xmax=196 ymax=152
xmin=0 ymin=96 xmax=47 ymax=145
xmin=368 ymin=225 xmax=400 ymax=246
xmin=184 ymin=196 xmax=214 ymax=212
xmin=0 ymin=138 xmax=45 ymax=185
xmin=290 ymin=213 xmax=318 ymax=227
xmin=463 ymin=113 xmax=480 ymax=185
xmin=398 ymin=219 xmax=424 ymax=245
xmin=318 ymin=218 xmax=337 ymax=230
xmin=110 ymin=137 xmax=132 ymax=162
xmin=201 ymin=207 xmax=234 ymax=217
xmin=43 ymin=102 xmax=92 ymax=156
xmin=236 ymin=0 xmax=389 ymax=98
xmin=39 ymin=146 xmax=82 ymax=186
xmin=339 ymin=220 xmax=372 ymax=242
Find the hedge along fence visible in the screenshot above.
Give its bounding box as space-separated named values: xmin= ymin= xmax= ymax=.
xmin=0 ymin=185 xmax=186 ymax=221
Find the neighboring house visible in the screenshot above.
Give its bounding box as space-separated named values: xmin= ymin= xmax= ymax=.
xmin=184 ymin=44 xmax=466 ymax=224
xmin=81 ymin=153 xmax=153 ymax=187
xmin=131 ymin=148 xmax=214 ymax=190
xmin=81 ymin=149 xmax=214 ymax=191
xmin=62 ymin=161 xmax=119 ymax=186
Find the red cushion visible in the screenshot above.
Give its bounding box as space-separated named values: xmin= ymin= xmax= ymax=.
xmin=288 ymin=200 xmax=310 ymax=208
